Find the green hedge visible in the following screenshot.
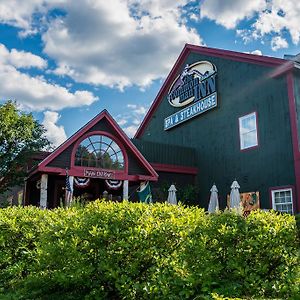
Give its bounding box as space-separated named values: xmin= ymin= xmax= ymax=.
xmin=0 ymin=201 xmax=299 ymax=299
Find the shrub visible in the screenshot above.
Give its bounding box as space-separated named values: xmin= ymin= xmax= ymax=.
xmin=0 ymin=202 xmax=299 ymax=299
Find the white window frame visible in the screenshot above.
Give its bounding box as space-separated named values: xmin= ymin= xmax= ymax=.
xmin=239 ymin=112 xmax=258 ymax=150
xmin=271 ymin=188 xmax=294 ymax=214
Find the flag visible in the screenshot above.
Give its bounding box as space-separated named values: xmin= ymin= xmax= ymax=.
xmin=65 ymin=169 xmax=73 ymax=206
xmin=137 ymin=181 xmax=152 ymax=204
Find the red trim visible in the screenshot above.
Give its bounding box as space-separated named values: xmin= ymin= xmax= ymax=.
xmin=287 ymin=73 xmax=300 ymax=158
xmin=287 ymin=72 xmax=300 ymax=213
xmin=29 ymin=167 xmax=154 ymax=181
xmin=135 ymin=44 xmax=292 ymax=139
xmin=269 ymin=61 xmax=295 ymax=78
xmin=70 ymin=167 xmax=123 ymax=178
xmin=37 ymin=167 xmax=65 ymax=174
xmin=70 ymin=131 xmax=129 ymax=174
xmin=151 ymin=163 xmax=198 ymax=175
xmin=38 ymin=110 xmax=158 ymax=181
xmin=238 ymin=111 xmax=260 ymax=152
xmin=269 ymin=185 xmax=296 ymax=214
xmin=185 ymin=44 xmax=286 ymax=67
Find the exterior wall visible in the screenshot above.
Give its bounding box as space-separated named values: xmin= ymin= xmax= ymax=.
xmin=138 ymin=52 xmax=295 ymax=209
xmin=132 ymin=139 xmax=196 ymax=166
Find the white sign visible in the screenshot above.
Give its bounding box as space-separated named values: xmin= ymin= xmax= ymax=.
xmin=83 ymin=169 xmax=115 ymax=179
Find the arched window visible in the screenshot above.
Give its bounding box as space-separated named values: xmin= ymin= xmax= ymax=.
xmin=75 ymin=135 xmax=124 ymax=170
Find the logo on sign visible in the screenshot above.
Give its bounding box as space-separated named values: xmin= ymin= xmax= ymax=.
xmin=164 ymin=61 xmax=217 ymax=130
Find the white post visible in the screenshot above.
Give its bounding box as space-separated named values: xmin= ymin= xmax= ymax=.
xmin=40 ymin=174 xmax=48 ymax=209
xmin=123 ymin=180 xmax=129 ymax=200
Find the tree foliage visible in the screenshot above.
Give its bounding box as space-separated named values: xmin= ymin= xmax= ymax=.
xmin=0 ymin=202 xmax=299 ymax=299
xmin=0 ymin=101 xmax=50 ymax=193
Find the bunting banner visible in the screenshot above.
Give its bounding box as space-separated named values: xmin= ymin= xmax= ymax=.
xmin=74 ymin=177 xmax=90 ymax=188
xmin=105 ymin=179 xmax=122 ymax=190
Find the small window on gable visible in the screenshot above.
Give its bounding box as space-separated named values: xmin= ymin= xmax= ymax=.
xmin=75 ymin=135 xmax=124 ymax=170
xmin=239 ymin=112 xmax=258 ymax=150
xmin=271 ymin=188 xmax=294 ymax=214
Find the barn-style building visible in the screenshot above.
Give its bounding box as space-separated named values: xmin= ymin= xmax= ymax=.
xmin=3 ymin=44 xmax=300 ymax=214
xmin=133 ymin=44 xmax=300 ymax=214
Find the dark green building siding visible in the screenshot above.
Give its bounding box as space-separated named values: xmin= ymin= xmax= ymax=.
xmin=138 ymin=52 xmax=295 ymax=209
xmin=132 ymin=139 xmax=196 ymax=166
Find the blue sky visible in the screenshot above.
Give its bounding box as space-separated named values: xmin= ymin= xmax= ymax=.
xmin=0 ymin=0 xmax=299 ymax=147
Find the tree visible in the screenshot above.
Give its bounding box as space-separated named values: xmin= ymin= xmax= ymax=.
xmin=0 ymin=101 xmax=51 ymax=194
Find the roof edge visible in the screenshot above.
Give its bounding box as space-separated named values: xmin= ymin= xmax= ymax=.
xmin=38 ymin=109 xmax=158 ymax=180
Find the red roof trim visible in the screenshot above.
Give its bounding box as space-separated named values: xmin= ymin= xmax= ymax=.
xmin=185 ymin=44 xmax=286 ymax=67
xmin=151 ymin=163 xmax=198 ymax=175
xmin=287 ymin=72 xmax=300 ymax=213
xmin=269 ymin=61 xmax=295 ymax=78
xmin=30 ymin=167 xmax=152 ymax=181
xmin=38 ymin=110 xmax=158 ymax=181
xmin=135 ymin=44 xmax=289 ymax=138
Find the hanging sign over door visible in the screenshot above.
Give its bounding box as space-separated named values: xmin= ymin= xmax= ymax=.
xmin=83 ymin=169 xmax=115 ymax=179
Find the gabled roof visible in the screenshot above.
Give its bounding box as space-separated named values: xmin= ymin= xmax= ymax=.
xmin=37 ymin=110 xmax=158 ymax=180
xmin=134 ymin=43 xmax=294 ymax=138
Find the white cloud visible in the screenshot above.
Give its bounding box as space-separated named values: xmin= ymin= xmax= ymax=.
xmin=253 ymin=0 xmax=300 ymax=45
xmin=200 ymin=0 xmax=266 ymax=29
xmin=117 ymin=118 xmax=127 ymax=126
xmin=0 ymin=1 xmax=202 ymax=89
xmin=0 ymin=0 xmax=66 ymax=37
xmin=127 ymin=104 xmax=137 ymax=109
xmin=201 ymin=0 xmax=300 ymax=50
xmin=189 ymin=13 xmax=199 ymax=22
xmin=244 ymin=49 xmax=263 ymax=55
xmin=250 ymin=50 xmax=263 ymax=55
xmin=132 ymin=118 xmax=141 ymax=125
xmin=0 ymin=0 xmax=43 ymax=35
xmin=9 ymin=48 xmax=47 ymax=69
xmin=127 ymin=104 xmax=147 ymax=115
xmin=123 ymin=125 xmax=139 ymax=138
xmin=0 ymin=43 xmax=98 ymax=111
xmin=116 ymin=103 xmax=149 ymax=137
xmin=271 ymin=36 xmax=288 ymax=51
xmin=41 ymin=0 xmax=202 ymax=90
xmin=0 ymin=43 xmax=47 ymax=69
xmin=42 ymin=111 xmax=67 ymax=147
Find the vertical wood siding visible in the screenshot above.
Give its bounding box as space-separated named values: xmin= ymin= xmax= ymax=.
xmin=138 ymin=52 xmax=295 ymax=209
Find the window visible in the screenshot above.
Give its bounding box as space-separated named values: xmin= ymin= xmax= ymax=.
xmin=239 ymin=112 xmax=258 ymax=150
xmin=75 ymin=135 xmax=124 ymax=170
xmin=271 ymin=188 xmax=293 ymax=214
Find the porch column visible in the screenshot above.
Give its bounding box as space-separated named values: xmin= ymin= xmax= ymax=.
xmin=123 ymin=180 xmax=129 ymax=200
xmin=40 ymin=174 xmax=48 ymax=209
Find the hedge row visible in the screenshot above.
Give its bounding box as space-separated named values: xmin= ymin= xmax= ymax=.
xmin=0 ymin=201 xmax=299 ymax=299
